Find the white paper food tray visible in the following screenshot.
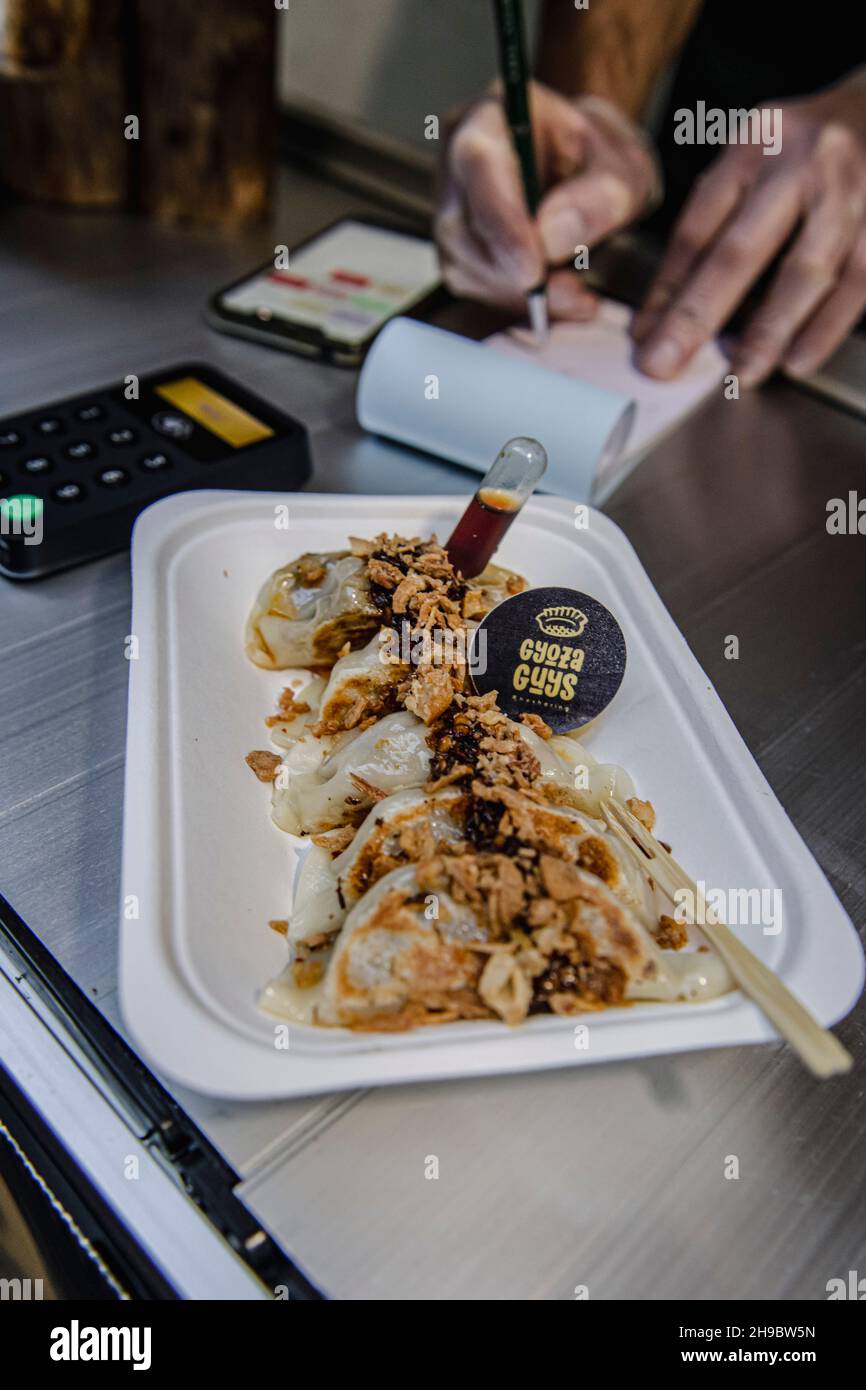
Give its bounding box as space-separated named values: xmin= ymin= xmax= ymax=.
xmin=120 ymin=491 xmax=863 ymax=1097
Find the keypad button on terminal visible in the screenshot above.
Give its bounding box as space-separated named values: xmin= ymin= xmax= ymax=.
xmin=96 ymin=467 xmax=130 ymax=487
xmin=21 ymin=455 xmax=53 ymax=476
xmin=106 ymin=427 xmax=137 ymax=446
xmin=65 ymin=440 xmax=96 ymax=461
xmin=139 ymin=451 xmax=173 ymax=472
xmin=151 ymin=411 xmax=193 ymax=441
xmin=52 ymin=482 xmax=85 ymax=503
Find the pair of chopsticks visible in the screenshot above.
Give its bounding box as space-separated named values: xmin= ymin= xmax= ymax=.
xmin=601 ymin=799 xmax=852 ymax=1079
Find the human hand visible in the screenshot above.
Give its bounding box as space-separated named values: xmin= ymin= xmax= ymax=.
xmin=434 ymin=82 xmax=661 ymax=321
xmin=633 ymin=72 xmax=866 ymax=385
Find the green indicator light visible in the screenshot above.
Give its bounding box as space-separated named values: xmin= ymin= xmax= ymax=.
xmin=0 ymin=494 xmax=44 ymax=528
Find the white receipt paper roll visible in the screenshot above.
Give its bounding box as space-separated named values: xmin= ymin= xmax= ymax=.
xmin=356 ymin=317 xmax=635 ymax=500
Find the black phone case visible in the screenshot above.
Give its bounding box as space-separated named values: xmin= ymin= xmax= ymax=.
xmin=206 ymin=215 xmax=443 ymax=366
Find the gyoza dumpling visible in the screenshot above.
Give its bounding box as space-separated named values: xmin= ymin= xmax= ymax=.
xmin=245 ymin=542 xmax=526 ymax=672
xmin=546 ymin=732 xmax=638 ymax=817
xmin=315 ymin=866 xmax=487 ymax=1030
xmin=289 ymin=786 xmax=467 ymax=944
xmin=469 ymin=861 xmax=734 ymax=1022
xmin=314 ymin=631 xmax=407 ymax=734
xmin=468 ymin=789 xmax=659 ymax=925
xmin=272 ymin=710 xmax=432 ymax=835
xmin=512 ymin=722 xmax=617 ymax=807
xmin=289 ymin=780 xmax=656 ymax=946
xmin=316 ymin=858 xmax=733 ymax=1030
xmin=265 ymin=674 xmax=328 ymax=750
xmin=245 ymin=551 xmax=380 ymax=669
xmin=467 ymin=561 xmax=527 ymax=612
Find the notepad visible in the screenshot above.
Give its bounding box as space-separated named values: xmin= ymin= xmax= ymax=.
xmin=486 ymin=300 xmax=728 ymax=501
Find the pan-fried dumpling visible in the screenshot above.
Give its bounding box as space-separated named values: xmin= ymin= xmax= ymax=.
xmin=266 ymin=694 xmax=603 ymax=841
xmin=288 ymin=843 xmax=343 ymax=943
xmin=288 ymin=780 xmax=655 ymax=946
xmin=245 ymin=551 xmax=380 ymax=669
xmin=272 ymin=710 xmax=432 ymax=835
xmin=467 ymin=561 xmax=527 ymax=612
xmin=512 ymin=722 xmax=622 ymax=809
xmin=546 ymin=732 xmax=637 ymax=817
xmin=316 ymin=859 xmax=732 ymax=1030
xmin=246 ymin=545 xmax=527 ymax=672
xmin=265 ymin=675 xmax=328 ymax=750
xmin=289 ymin=786 xmax=466 ymax=944
xmin=484 ymin=861 xmax=734 ymax=1016
xmin=314 ymin=631 xmax=407 ymax=734
xmin=315 ymin=866 xmax=486 ymax=1029
xmin=469 ymin=791 xmax=658 ymax=924
xmin=455 ymin=784 xmax=658 ymax=925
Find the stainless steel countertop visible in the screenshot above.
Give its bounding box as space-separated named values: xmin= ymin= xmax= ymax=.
xmin=2 ymin=167 xmax=865 ymax=1301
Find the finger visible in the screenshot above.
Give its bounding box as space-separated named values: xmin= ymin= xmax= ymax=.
xmin=632 ymin=152 xmax=756 ymax=342
xmin=435 ymin=155 xmax=538 ymax=306
xmin=449 ymin=104 xmax=543 ymax=288
xmin=537 ymin=168 xmax=640 ymax=261
xmin=637 ymin=170 xmax=803 ymax=379
xmin=783 ymin=225 xmax=866 ymax=376
xmin=438 ymin=223 xmax=531 ymax=312
xmin=440 ymin=251 xmax=599 ymax=321
xmin=434 ymin=121 xmax=501 ymax=290
xmin=547 ymin=269 xmax=600 ymax=321
xmin=732 ymin=193 xmax=860 ymax=386
xmin=435 ymin=180 xmax=502 ymax=279
xmin=526 ymin=82 xmax=587 ymax=187
xmin=440 ymin=260 xmax=531 ymax=313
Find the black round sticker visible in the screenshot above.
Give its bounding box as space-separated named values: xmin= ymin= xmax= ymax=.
xmin=470 ymin=586 xmax=626 ymax=732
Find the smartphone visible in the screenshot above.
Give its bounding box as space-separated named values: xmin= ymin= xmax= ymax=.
xmin=206 ymin=217 xmax=443 ymax=366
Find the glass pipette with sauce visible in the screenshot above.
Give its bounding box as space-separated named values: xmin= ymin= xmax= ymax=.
xmin=445 ymin=436 xmax=547 ymax=579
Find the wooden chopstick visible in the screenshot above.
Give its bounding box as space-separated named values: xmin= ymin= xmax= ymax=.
xmin=601 ymin=799 xmax=852 ymax=1079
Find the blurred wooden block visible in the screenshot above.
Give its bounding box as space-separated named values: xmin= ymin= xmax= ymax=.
xmin=0 ymin=0 xmax=276 ymax=224
xmin=0 ymin=0 xmax=93 ymax=72
xmin=0 ymin=1 xmax=127 ymax=206
xmin=136 ymin=1 xmax=276 ymax=225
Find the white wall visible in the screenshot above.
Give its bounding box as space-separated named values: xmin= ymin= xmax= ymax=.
xmin=278 ymin=0 xmax=541 ymax=150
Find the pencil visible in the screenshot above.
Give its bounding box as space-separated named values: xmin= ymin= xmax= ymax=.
xmin=491 ymin=0 xmax=549 ymax=340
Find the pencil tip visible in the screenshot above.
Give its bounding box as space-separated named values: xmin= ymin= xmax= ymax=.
xmin=528 ymin=290 xmax=549 ymax=344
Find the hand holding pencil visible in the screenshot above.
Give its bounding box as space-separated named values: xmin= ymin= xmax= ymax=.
xmin=434 ymin=69 xmax=659 ymax=326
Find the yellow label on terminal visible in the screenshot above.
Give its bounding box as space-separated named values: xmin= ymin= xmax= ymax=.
xmin=155 ymin=377 xmax=273 ymax=448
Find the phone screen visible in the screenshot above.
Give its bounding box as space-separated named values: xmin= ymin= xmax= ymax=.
xmin=219 ymin=221 xmax=441 ymax=346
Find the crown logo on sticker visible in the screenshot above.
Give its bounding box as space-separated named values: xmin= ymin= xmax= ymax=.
xmin=535 ymin=605 xmax=589 ymax=638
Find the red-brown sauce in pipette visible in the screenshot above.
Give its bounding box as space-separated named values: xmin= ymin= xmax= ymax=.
xmin=445 ymin=487 xmax=521 ymax=579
